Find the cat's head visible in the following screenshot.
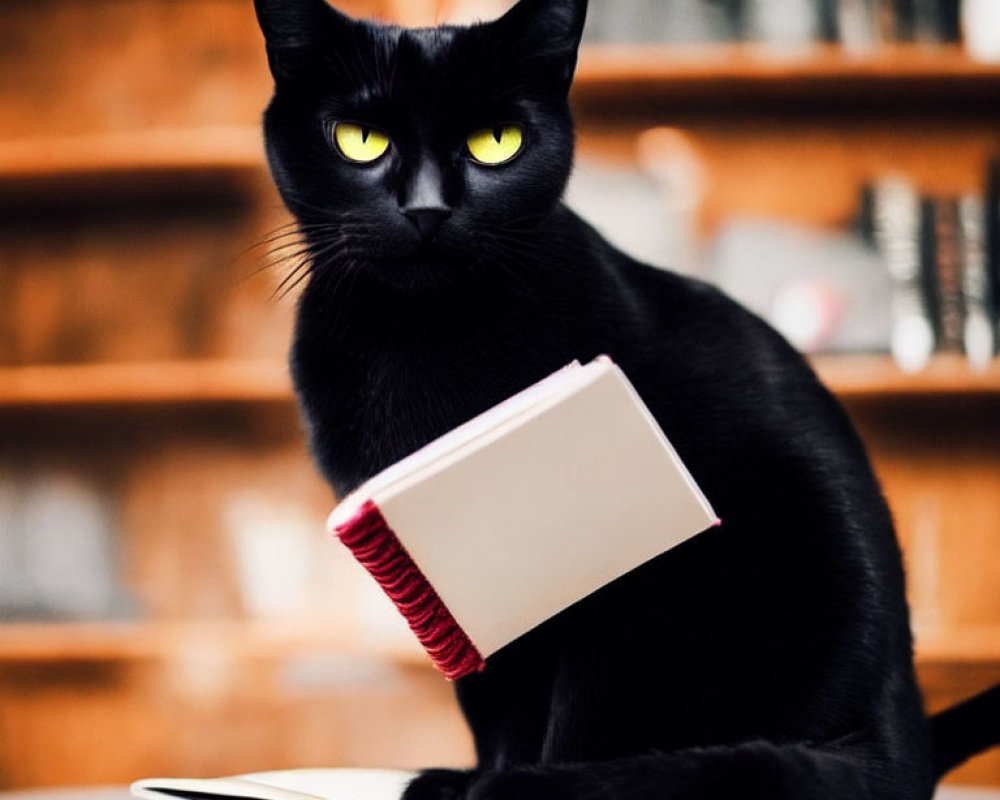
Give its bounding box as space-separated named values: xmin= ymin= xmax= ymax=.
xmin=255 ymin=0 xmax=587 ymax=293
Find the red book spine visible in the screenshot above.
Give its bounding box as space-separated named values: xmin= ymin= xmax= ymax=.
xmin=333 ymin=500 xmax=486 ymax=680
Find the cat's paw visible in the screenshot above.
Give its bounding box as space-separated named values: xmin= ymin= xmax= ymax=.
xmin=403 ymin=769 xmax=475 ymax=800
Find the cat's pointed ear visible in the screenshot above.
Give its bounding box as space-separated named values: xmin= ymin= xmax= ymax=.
xmin=493 ymin=0 xmax=588 ymax=94
xmin=254 ymin=0 xmax=354 ymax=82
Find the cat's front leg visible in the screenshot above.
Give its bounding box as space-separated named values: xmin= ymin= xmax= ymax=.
xmin=452 ymin=741 xmax=918 ymax=800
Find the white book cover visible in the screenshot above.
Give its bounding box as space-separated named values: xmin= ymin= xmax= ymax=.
xmin=329 ymin=357 xmax=719 ymax=680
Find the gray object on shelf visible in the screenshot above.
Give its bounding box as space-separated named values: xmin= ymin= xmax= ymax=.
xmin=0 ymin=470 xmax=38 ymax=618
xmin=705 ymin=217 xmax=892 ymax=354
xmin=584 ymin=0 xmax=736 ymax=44
xmin=565 ymin=158 xmax=698 ymax=276
xmin=744 ymin=0 xmax=821 ymax=45
xmin=0 ymin=470 xmax=124 ymax=621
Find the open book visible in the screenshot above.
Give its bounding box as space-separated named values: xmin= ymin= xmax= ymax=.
xmin=132 ymin=769 xmax=415 ymax=800
xmin=330 ymin=357 xmax=719 ymax=680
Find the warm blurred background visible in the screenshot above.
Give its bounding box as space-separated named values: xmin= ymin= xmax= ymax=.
xmin=0 ymin=0 xmax=999 ymax=792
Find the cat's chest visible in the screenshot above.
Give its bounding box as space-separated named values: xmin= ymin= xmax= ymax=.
xmin=316 ymin=344 xmax=521 ymax=492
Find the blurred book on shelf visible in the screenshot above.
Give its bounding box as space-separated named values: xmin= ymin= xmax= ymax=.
xmin=926 ymin=196 xmax=965 ymax=353
xmin=962 ymin=0 xmax=1000 ymax=61
xmin=870 ymin=176 xmax=936 ymax=372
xmin=988 ymin=157 xmax=1000 ymax=356
xmin=958 ymin=195 xmax=995 ymax=371
xmin=0 ymin=465 xmax=132 ymax=622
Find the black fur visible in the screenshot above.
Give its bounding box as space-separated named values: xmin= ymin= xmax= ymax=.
xmin=931 ymin=683 xmax=1000 ymax=777
xmin=253 ymin=1 xmax=998 ymax=797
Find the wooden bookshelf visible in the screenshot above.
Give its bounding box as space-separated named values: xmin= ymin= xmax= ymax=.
xmin=2 ymin=0 xmax=999 ymax=789
xmin=1 ymin=45 xmax=996 ymax=194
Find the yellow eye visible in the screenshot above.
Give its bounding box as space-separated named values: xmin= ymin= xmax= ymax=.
xmin=333 ymin=123 xmax=390 ymax=163
xmin=467 ymin=125 xmax=524 ymax=166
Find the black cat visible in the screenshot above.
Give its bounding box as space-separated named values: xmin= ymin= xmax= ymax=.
xmin=252 ymin=1 xmax=1000 ymax=797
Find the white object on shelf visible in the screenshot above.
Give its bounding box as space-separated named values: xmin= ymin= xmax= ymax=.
xmin=565 ymin=157 xmax=688 ymax=273
xmin=745 ymin=0 xmax=819 ymax=47
xmin=20 ymin=472 xmax=117 ymax=619
xmin=964 ymin=0 xmax=1000 ymax=62
xmin=226 ymin=493 xmax=320 ymax=619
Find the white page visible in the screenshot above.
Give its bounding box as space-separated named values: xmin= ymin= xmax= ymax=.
xmin=132 ymin=769 xmax=415 ymax=800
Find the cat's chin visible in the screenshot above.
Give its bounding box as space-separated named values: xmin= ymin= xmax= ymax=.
xmin=364 ymin=250 xmax=481 ymax=297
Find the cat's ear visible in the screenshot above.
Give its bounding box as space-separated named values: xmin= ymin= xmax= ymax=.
xmin=254 ymin=0 xmax=354 ymax=83
xmin=492 ymin=0 xmax=587 ymax=94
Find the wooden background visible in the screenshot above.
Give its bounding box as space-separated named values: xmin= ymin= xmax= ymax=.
xmin=0 ymin=0 xmax=999 ymax=790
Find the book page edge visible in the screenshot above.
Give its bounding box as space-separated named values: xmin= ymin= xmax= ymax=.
xmin=130 ymin=778 xmax=323 ymax=800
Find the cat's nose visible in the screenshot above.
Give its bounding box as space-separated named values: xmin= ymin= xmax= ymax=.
xmin=403 ymin=206 xmax=452 ymax=240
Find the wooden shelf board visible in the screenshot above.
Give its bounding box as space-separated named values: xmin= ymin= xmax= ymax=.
xmin=2 ymin=355 xmax=997 ymax=410
xmin=0 ymin=621 xmax=167 ymax=662
xmin=811 ymin=354 xmax=1000 ymax=399
xmin=916 ymin=627 xmax=1000 ymax=664
xmin=0 ymin=126 xmax=266 ymax=191
xmin=0 ymin=620 xmax=425 ymax=665
xmin=0 ymin=360 xmax=293 ymax=408
xmin=573 ymin=43 xmax=1000 ymax=105
xmin=578 ymin=43 xmax=1000 ymax=83
xmin=2 ymin=619 xmax=998 ymax=666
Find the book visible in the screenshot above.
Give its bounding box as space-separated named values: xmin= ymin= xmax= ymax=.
xmin=132 ymin=769 xmax=415 ymax=800
xmin=873 ymin=177 xmax=935 ymax=373
xmin=835 ymin=0 xmax=883 ymax=50
xmin=900 ymin=0 xmax=963 ymax=43
xmin=958 ymin=194 xmax=995 ymax=371
xmin=931 ymin=197 xmax=966 ymax=353
xmin=988 ymin=157 xmax=1000 ymax=355
xmin=918 ymin=197 xmax=943 ymax=351
xmin=328 ymin=357 xmax=718 ymax=680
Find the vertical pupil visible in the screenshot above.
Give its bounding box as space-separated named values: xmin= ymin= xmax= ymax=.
xmin=361 ymin=126 xmax=371 ymax=143
xmin=493 ymin=126 xmax=503 ymax=144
